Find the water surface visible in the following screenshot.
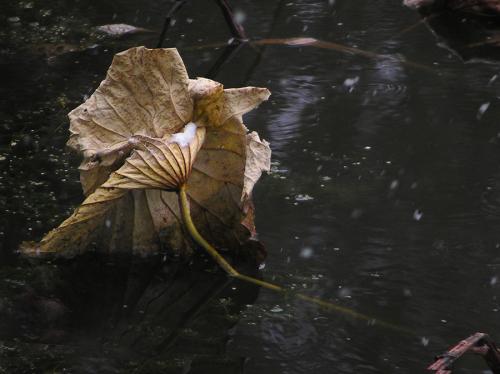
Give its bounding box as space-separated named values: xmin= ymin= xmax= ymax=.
xmin=1 ymin=0 xmax=500 ymax=373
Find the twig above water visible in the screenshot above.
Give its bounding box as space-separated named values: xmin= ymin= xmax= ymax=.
xmin=157 ymin=0 xmax=247 ymax=48
xmin=157 ymin=0 xmax=188 ymax=48
xmin=205 ymin=40 xmax=246 ymax=79
xmin=213 ymin=0 xmax=247 ymax=40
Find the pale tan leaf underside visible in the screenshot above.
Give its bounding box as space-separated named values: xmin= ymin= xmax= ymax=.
xmin=104 ymin=128 xmax=206 ymax=190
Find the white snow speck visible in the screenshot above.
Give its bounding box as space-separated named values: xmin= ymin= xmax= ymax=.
xmin=295 ymin=194 xmax=314 ymax=202
xmin=413 ymin=209 xmax=423 ymax=221
xmin=491 ymin=276 xmax=498 ymax=286
xmin=343 ymin=76 xmax=360 ymax=92
xmin=170 ymin=122 xmax=197 ymax=147
xmin=421 ymin=337 xmax=429 ymax=346
xmin=270 ymin=305 xmax=283 ymax=313
xmin=350 ymin=209 xmax=363 ymax=219
xmin=300 ymin=247 xmax=314 ymax=258
xmin=338 ymin=287 xmax=352 ymax=298
xmin=477 ymin=102 xmax=490 ymax=120
xmin=234 ymin=10 xmax=246 ymax=24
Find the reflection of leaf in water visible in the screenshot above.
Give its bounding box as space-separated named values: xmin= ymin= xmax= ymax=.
xmin=22 ymin=46 xmax=271 ymax=259
xmin=253 ymin=37 xmax=435 ymax=72
xmin=189 ymin=37 xmax=434 ymax=73
xmin=404 ymin=0 xmax=500 ymax=13
xmin=467 ymin=32 xmax=500 ymax=47
xmin=0 ymin=255 xmax=259 ymax=371
xmin=414 ymin=8 xmax=500 ymax=62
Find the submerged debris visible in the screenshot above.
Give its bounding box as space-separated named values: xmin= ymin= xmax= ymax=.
xmin=404 ymin=0 xmax=500 ymax=14
xmin=295 ymin=194 xmax=314 ymax=202
xmin=95 ymin=23 xmax=153 ymax=37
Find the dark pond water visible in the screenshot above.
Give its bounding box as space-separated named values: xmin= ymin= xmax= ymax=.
xmin=2 ymin=0 xmax=500 ymax=373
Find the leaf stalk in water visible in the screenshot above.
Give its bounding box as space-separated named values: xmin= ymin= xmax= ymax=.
xmin=178 ymin=183 xmax=238 ymax=277
xmin=178 ymin=184 xmax=413 ymax=335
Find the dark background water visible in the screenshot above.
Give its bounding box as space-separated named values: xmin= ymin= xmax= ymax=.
xmin=1 ymin=0 xmax=500 ymax=373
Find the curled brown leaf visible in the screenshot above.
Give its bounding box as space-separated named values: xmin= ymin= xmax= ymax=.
xmin=22 ymin=46 xmax=271 ymax=260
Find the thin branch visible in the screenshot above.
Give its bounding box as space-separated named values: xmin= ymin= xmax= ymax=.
xmin=242 ymin=0 xmax=286 ymax=84
xmin=205 ymin=40 xmax=246 ymax=79
xmin=157 ymin=0 xmax=188 ymax=48
xmin=213 ymin=0 xmax=247 ymax=40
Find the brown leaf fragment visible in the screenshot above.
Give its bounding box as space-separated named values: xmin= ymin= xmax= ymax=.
xmin=243 ymin=132 xmax=271 ymax=200
xmin=189 ymin=78 xmax=225 ymax=127
xmin=221 ymin=87 xmax=271 ymax=124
